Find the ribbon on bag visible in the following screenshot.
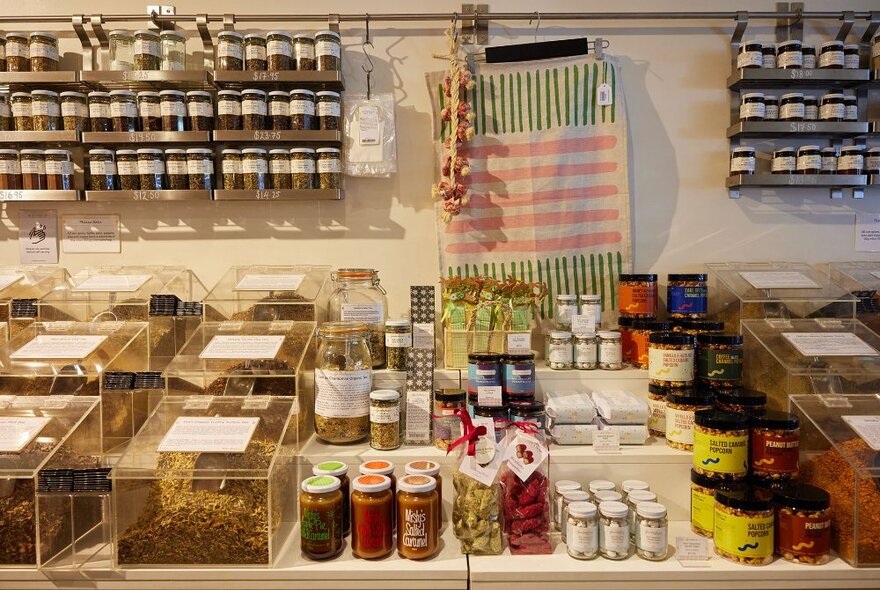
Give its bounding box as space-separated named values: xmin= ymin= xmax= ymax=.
xmin=496 ymin=419 xmax=541 ymax=435
xmin=446 ymin=408 xmax=488 ymax=456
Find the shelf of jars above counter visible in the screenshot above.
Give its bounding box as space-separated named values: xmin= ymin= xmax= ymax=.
xmin=726 ymin=173 xmax=877 ymax=199
xmin=0 ymin=70 xmax=344 ymax=90
xmin=726 ymin=121 xmax=872 ymax=139
xmin=0 ymin=189 xmax=80 ymax=202
xmin=727 ymin=68 xmax=873 ymax=90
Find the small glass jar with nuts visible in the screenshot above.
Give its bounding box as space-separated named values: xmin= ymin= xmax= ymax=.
xmin=566 ymin=502 xmax=599 ymax=560
xmin=598 ymin=501 xmax=631 ymax=560
xmin=635 ymin=502 xmax=668 ymax=561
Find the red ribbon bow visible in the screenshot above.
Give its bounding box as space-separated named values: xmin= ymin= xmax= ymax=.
xmin=496 ymin=419 xmax=540 ymax=435
xmin=446 ymin=408 xmax=488 ymax=456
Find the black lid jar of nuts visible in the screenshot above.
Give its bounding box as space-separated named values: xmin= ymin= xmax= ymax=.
xmin=137 ymin=91 xmax=161 ymax=131
xmin=110 ymin=90 xmax=138 ymax=133
xmin=60 ymin=91 xmax=89 ymax=132
xmin=186 ymin=148 xmax=214 ymax=190
xmin=316 ymin=91 xmax=341 ymax=131
xmin=116 ymin=149 xmax=140 ymax=190
xmin=316 ymin=30 xmax=342 ymax=71
xmin=29 ymin=32 xmax=58 ymax=72
xmin=242 ymin=88 xmax=267 ymax=131
xmin=220 ymin=148 xmax=243 ymax=189
xmin=217 ymin=90 xmax=242 ymax=131
xmin=165 ymin=148 xmax=188 ymax=189
xmin=88 ymin=91 xmax=112 ymax=132
xmin=186 ymin=91 xmax=214 ymax=131
xmin=159 ymin=90 xmax=186 ymax=132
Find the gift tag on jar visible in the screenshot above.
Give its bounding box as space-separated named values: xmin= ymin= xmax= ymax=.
xmin=503 ymin=432 xmax=549 ymax=481
xmin=597 ymin=83 xmax=613 ymax=106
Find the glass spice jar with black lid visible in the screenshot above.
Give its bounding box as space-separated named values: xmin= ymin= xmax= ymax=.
xmin=186 ymin=91 xmax=214 ymax=131
xmin=290 ymin=147 xmax=316 ymax=189
xmin=739 ymin=93 xmax=765 ymax=122
xmin=293 ymin=34 xmax=316 ymax=70
xmin=843 ymin=44 xmax=860 ymax=69
xmin=819 ymin=40 xmax=845 ymax=69
xmin=217 ymin=90 xmax=242 ymax=131
xmin=266 ymin=31 xmax=293 ymax=71
xmin=164 ymin=148 xmax=188 ymax=190
xmin=730 ymin=147 xmax=756 ymax=175
xmin=844 ymin=95 xmax=858 ymax=122
xmin=838 ymin=145 xmax=864 ymax=175
xmin=217 ymin=30 xmax=244 ymax=71
xmin=290 ymin=89 xmax=316 ymax=130
xmin=244 ymin=34 xmax=267 ymax=70
xmin=316 ymin=30 xmax=342 ymax=71
xmin=159 ymin=90 xmax=186 ymax=132
xmin=771 ymin=147 xmax=796 ymax=175
xmin=777 ymin=39 xmax=803 ymax=69
xmin=820 ymin=147 xmax=838 ymax=174
xmin=116 ymin=149 xmax=140 ymax=190
xmin=136 ymin=91 xmax=161 ymax=131
xmin=796 ymin=145 xmax=822 ymax=175
xmin=761 ymin=45 xmax=776 ymax=68
xmin=242 ymin=88 xmax=267 ymax=131
xmin=737 ymin=40 xmax=763 ymax=69
xmin=819 ymin=93 xmax=845 ymax=122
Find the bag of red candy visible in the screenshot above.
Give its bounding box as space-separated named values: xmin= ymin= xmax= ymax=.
xmin=499 ymin=427 xmax=552 ymax=554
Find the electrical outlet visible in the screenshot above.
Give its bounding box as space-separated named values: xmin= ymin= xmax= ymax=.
xmin=146 ymin=5 xmax=160 ymax=15
xmin=161 ymin=5 xmax=176 ymax=15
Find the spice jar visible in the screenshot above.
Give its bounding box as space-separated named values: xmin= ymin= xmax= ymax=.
xmin=216 ymin=90 xmax=242 ymax=131
xmin=216 ymin=31 xmax=244 ymax=71
xmin=552 ymin=481 xmax=583 ymax=530
xmin=819 ymin=40 xmax=844 ymax=69
xmin=867 ymin=148 xmax=880 ymax=175
xmin=293 ymin=34 xmax=316 ymax=70
xmin=433 ymin=388 xmax=466 ymax=450
xmin=771 ymin=146 xmax=796 ymax=175
xmin=618 ymin=274 xmax=657 ymax=318
xmin=819 ymin=92 xmax=845 ymax=122
xmin=269 ymin=149 xmax=291 ymax=189
xmin=186 ymin=91 xmax=214 ymax=131
xmin=268 ymin=91 xmax=290 ymax=130
xmin=0 ymin=37 xmax=5 ymax=72
xmin=397 ymin=474 xmax=440 ymax=560
xmin=508 ymin=400 xmax=546 ymax=431
xmin=28 ymin=32 xmax=58 ymax=72
xmin=133 ymin=30 xmax=160 ymax=70
xmin=242 ymin=88 xmax=267 ymax=131
xmin=630 ymin=320 xmax=668 ymax=369
xmin=110 ymin=90 xmax=137 ymax=132
xmin=697 ymin=333 xmax=743 ymax=388
xmin=0 ymin=150 xmax=21 ymax=190
xmin=802 ymin=45 xmax=817 ymax=69
xmin=242 ymin=148 xmax=269 ymax=190
xmin=0 ymin=95 xmax=11 ymax=131
xmin=6 ymin=33 xmax=29 ymax=72
xmin=780 ymin=92 xmax=805 ymax=122
xmin=797 ymin=145 xmax=822 ymax=174
xmin=220 ymin=148 xmax=243 ymax=190
xmin=667 ymin=274 xmax=708 ymax=318
xmin=473 ymin=405 xmax=508 ymax=443
xmin=777 ymin=39 xmax=803 ymax=69
xmin=715 ymin=387 xmax=766 ymax=416
xmin=773 ymin=483 xmax=831 ymax=565
xmin=159 ymin=90 xmax=186 ymax=132
xmin=313 ymin=461 xmax=351 ymax=535
xmin=665 ymin=389 xmax=713 ymax=451
xmin=329 ymin=268 xmax=388 ymax=366
xmin=300 ymin=475 xmax=344 ymax=560
xmin=137 ymin=148 xmax=165 ymax=190
xmin=598 ymin=331 xmax=623 ymax=370
xmin=186 ymin=147 xmax=213 ymax=190
xmin=598 ymin=501 xmax=630 ymax=560
xmin=159 ymin=30 xmax=186 ymax=70
xmin=844 ymin=43 xmax=860 ymax=69
xmin=548 ymin=331 xmax=573 ymax=370
xmin=803 ymin=95 xmax=818 ymax=121
xmin=737 ymin=40 xmax=763 ymax=69
xmin=579 ymin=294 xmax=602 ymax=329
xmin=164 ymin=148 xmax=188 ymax=190
xmin=555 ymin=293 xmax=578 ymax=329
xmin=501 ymin=353 xmax=535 ymax=400
xmin=314 ymin=321 xmax=372 ymax=444
xmin=60 ymin=91 xmax=88 ymax=132
xmin=109 ymin=30 xmax=134 ymax=70
xmin=648 ymin=333 xmax=694 ymax=388
xmin=19 ymin=149 xmax=45 ymax=190
xmin=88 ymin=92 xmax=112 ymax=132
xmin=764 ymin=95 xmax=779 ymax=120
xmin=317 ymin=147 xmax=342 ymax=189
xmin=635 ymin=502 xmax=668 ymax=561
xmin=290 ymin=89 xmax=316 ymax=130
xmin=566 ymin=502 xmax=599 ymax=560
xmin=316 ymin=91 xmax=341 ymax=131
xmin=383 ymin=319 xmax=412 ymax=371
xmin=838 ymin=145 xmax=864 ymax=175
xmin=11 ymin=93 xmax=32 ymax=131
xmin=316 ymin=30 xmax=342 ymax=71
xmin=693 ymin=409 xmax=749 ymax=481
xmin=647 ymin=384 xmax=667 ymax=437
xmin=405 ymin=461 xmax=443 ymax=529
xmin=370 ymin=389 xmax=401 ymax=451
xmin=821 ymin=147 xmax=838 ymax=174
xmin=135 ymin=91 xmax=161 ymax=131
xmin=88 ymin=148 xmax=116 ymax=191
xmin=351 ymin=474 xmax=394 ymax=559
xmin=290 ymin=147 xmax=316 ymax=189
xmin=844 ymin=95 xmax=858 ymax=122
xmin=244 ymin=34 xmax=267 ymax=70
xmin=44 ymin=149 xmax=73 ymax=190
xmin=750 ymin=411 xmax=799 ymax=481
xmin=761 ymin=44 xmax=776 ymax=68
xmin=116 ymin=149 xmax=140 ymax=190
xmin=266 ymin=31 xmax=293 ymax=70
xmin=30 ymin=90 xmax=60 ymax=131
xmin=739 ymin=92 xmax=765 ymax=121
xmin=691 ymin=469 xmax=739 ymax=538
xmin=574 ymin=332 xmax=598 ymax=370
xmin=560 ymin=490 xmax=592 ymax=542
xmin=714 ymin=486 xmax=774 ymax=566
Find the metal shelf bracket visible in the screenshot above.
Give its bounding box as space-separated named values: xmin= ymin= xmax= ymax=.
xmin=72 ymin=15 xmax=94 ymax=71
xmin=836 ymin=10 xmax=855 ymax=42
xmin=196 ymin=14 xmax=214 ymax=70
xmin=461 ymin=4 xmax=489 ymax=45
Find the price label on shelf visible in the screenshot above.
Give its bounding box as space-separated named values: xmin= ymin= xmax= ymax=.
xmin=676 ymin=536 xmax=710 ymax=567
xmin=592 ymin=430 xmax=620 ymax=454
xmin=507 ymin=333 xmax=531 ymax=354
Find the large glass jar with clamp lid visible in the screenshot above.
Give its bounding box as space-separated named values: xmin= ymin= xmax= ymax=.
xmin=328 ymin=269 xmax=388 ymax=368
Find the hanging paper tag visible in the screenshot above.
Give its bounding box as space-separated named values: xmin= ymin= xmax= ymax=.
xmin=358 ymin=104 xmax=381 ymax=146
xmin=503 ymin=432 xmax=549 ymax=482
xmin=597 ymin=83 xmax=613 ymax=106
xmin=458 ymin=417 xmax=503 ymax=486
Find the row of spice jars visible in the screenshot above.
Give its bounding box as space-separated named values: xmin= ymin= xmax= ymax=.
xmin=219 ymin=146 xmax=341 ymax=190
xmin=732 ymin=145 xmax=880 ymax=176
xmin=87 ymin=147 xmax=214 ymax=191
xmin=108 ymin=29 xmax=186 ymax=71
xmin=0 ymin=32 xmax=60 ymax=72
xmin=217 ymin=88 xmax=340 ymax=131
xmin=739 ymin=91 xmax=859 ymax=123
xmin=90 ymin=90 xmax=214 ymax=133
xmin=216 ymin=30 xmax=341 ymax=71
xmin=737 ymin=38 xmax=862 ymax=70
xmin=546 ymin=330 xmax=623 ymax=371
xmin=0 ymin=148 xmax=73 ymax=190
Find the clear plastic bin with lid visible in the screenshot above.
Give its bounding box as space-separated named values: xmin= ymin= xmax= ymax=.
xmin=828 ymin=261 xmax=880 ymax=335
xmin=0 ymin=266 xmax=69 ymax=342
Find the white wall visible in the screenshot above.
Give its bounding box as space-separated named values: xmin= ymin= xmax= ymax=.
xmin=2 ymin=0 xmax=879 ymax=316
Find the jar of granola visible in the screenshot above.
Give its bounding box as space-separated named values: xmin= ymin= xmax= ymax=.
xmin=290 ymin=89 xmax=316 ymax=130
xmin=666 ymin=274 xmax=708 ymax=319
xmin=116 ymin=149 xmax=140 ymax=190
xmin=268 ymin=91 xmax=290 ymax=130
xmin=630 ymin=320 xmax=669 ymax=369
xmin=159 ymin=90 xmax=186 ymax=132
xmin=665 ymin=389 xmax=713 ymax=451
xmin=714 ymin=486 xmax=774 ymax=566
xmin=216 ymin=30 xmax=244 ymax=71
xmin=88 ymin=149 xmax=116 ymax=191
xmin=6 ymin=33 xmax=30 ymax=72
xmin=11 ymin=92 xmax=32 ymax=131
xmin=697 ymin=333 xmax=743 ymax=388
xmin=690 ymin=469 xmax=742 ymax=538
xmin=269 ymin=148 xmax=291 ymax=190
xmin=186 ymin=91 xmax=214 ymax=132
xmin=750 ymin=411 xmax=799 ymax=481
xmin=61 ymin=91 xmax=89 ymax=132
xmin=88 ymin=91 xmax=112 ymax=132
xmin=164 ymin=149 xmax=188 ymax=190
xmin=217 ymin=90 xmax=242 ymax=131
xmin=110 ymin=90 xmax=138 ymax=133
xmin=30 ymin=90 xmax=60 ymax=131
xmin=647 ymin=384 xmax=667 ymax=438
xmin=714 ymin=387 xmax=766 ymax=416
xmin=244 ymin=34 xmax=267 ymax=70
xmin=220 ymin=148 xmax=243 ymax=190
xmin=618 ymin=274 xmax=658 ymax=318
xmin=693 ymin=409 xmax=749 ymax=481
xmin=290 ymin=147 xmax=316 ymax=189
xmin=648 ymin=333 xmax=695 ymax=388
xmin=773 ymin=483 xmax=831 ymax=566
xmin=29 ymin=32 xmax=58 ymax=72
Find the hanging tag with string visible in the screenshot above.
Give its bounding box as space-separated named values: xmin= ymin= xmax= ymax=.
xmin=344 ymin=15 xmax=398 ymax=177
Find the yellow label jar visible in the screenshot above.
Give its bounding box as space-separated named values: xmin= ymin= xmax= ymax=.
xmin=692 ymin=409 xmax=749 ymax=481
xmin=714 ymin=486 xmax=774 ymax=566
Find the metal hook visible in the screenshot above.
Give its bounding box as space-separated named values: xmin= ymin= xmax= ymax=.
xmin=361 ymin=14 xmax=375 ymax=99
xmin=149 ymin=9 xmax=161 ymax=30
xmin=452 ymin=12 xmax=459 ymax=44
xmin=530 ymin=11 xmax=541 ymax=43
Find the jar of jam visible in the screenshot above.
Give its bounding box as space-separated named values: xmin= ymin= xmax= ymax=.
xmin=761 ymin=45 xmax=776 ymax=68
xmin=0 ymin=150 xmax=21 ymax=190
xmin=839 ymin=145 xmax=865 ymax=175
xmin=290 ymin=147 xmax=316 ymax=189
xmin=316 ymin=30 xmax=342 ymax=71
xmin=548 ymin=331 xmax=573 ymax=370
xmin=110 ymin=90 xmax=138 ymax=132
xmin=773 ymin=483 xmax=831 ymax=565
xmin=739 ymin=92 xmax=765 ymax=121
xmin=397 ymin=474 xmax=439 ymax=560
xmin=136 ymin=91 xmax=161 ymax=131
xmin=598 ymin=331 xmax=623 ymax=370
xmin=750 ymin=411 xmax=799 ymax=481
xmin=117 ymin=149 xmax=140 ymax=190
xmin=667 ymin=274 xmax=707 ymax=318
xmin=300 ymin=475 xmax=344 ymax=560
xmin=802 ymin=45 xmax=816 ymax=69
xmin=763 ymin=95 xmax=779 ymax=120
xmin=819 ymin=93 xmax=845 ymax=122
xmin=844 ymin=95 xmax=858 ymax=122
xmin=88 ymin=92 xmax=112 ymax=132
xmin=473 ymin=405 xmax=509 ymax=443
xmin=819 ymin=40 xmax=845 ymax=69
xmin=186 ymin=91 xmax=214 ymax=132
xmin=216 ymin=31 xmax=244 ymax=71
xmin=771 ymin=147 xmax=796 ymax=175
xmin=19 ymin=149 xmax=45 ymax=190
xmin=780 ymin=92 xmax=805 ymax=121
xmin=165 ymin=148 xmax=188 ymax=190
xmin=796 ymin=145 xmax=821 ymax=174
xmin=630 ymin=320 xmax=669 ymax=369
xmin=351 ymin=474 xmax=394 ymax=559
xmin=649 ymin=332 xmax=695 ymax=388
xmin=44 ymin=149 xmax=73 ymax=190
xmin=468 ymin=353 xmax=502 ymax=398
xmin=501 ymin=353 xmax=535 ymax=400
xmin=88 ymin=148 xmax=116 ymax=191
xmin=293 ymin=34 xmax=316 ymax=70
xmin=618 ymin=274 xmax=657 ymax=318
xmin=693 ymin=409 xmax=749 ymax=481
xmin=244 ymin=34 xmax=267 ymax=70
xmin=665 ymin=389 xmax=713 ymax=452
xmin=820 ymin=147 xmax=838 ymax=174
xmin=316 ymin=91 xmax=341 ymax=131
xmin=777 ymin=39 xmax=803 ymax=69
xmin=268 ymin=91 xmax=290 ymax=130
xmin=159 ymin=90 xmax=186 ymax=132
xmin=404 ymin=461 xmax=443 ymax=529
xmin=313 ymin=461 xmax=351 ymax=535
xmin=269 ymin=148 xmax=292 ymax=190
xmin=715 ymin=387 xmax=766 ymax=416
xmin=697 ymin=333 xmax=743 ymax=388
xmin=737 ymin=41 xmax=763 ymax=69
xmin=730 ymin=147 xmax=755 ymax=175
xmin=509 ymin=399 xmax=546 ymax=431
xmin=216 ymin=90 xmax=242 ymax=131
xmin=266 ymin=31 xmax=293 ymax=71
xmin=433 ymin=388 xmax=466 ymax=450
xmin=290 ymin=89 xmax=316 ymax=130
xmin=803 ymin=95 xmax=818 ymax=121
xmin=844 ymin=43 xmax=860 ymax=69
xmin=220 ymin=149 xmax=243 ymax=190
